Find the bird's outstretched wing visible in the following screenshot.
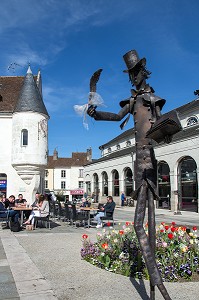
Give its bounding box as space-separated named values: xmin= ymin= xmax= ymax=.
xmin=90 ymin=69 xmax=103 ymax=93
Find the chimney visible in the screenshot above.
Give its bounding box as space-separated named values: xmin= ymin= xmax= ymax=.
xmin=53 ymin=149 xmax=58 ymax=160
xmin=87 ymin=147 xmax=92 ymax=162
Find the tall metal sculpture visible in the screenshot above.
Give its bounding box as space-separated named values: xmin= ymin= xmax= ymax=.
xmin=87 ymin=50 xmax=182 ymax=299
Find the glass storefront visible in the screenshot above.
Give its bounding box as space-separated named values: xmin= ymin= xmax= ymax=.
xmin=178 ymin=156 xmax=198 ymax=212
xmin=124 ymin=167 xmax=133 ymax=196
xmin=158 ymin=162 xmax=170 ymax=209
xmin=102 ymin=171 xmax=108 ymax=196
xmin=112 ymin=170 xmax=119 ymax=196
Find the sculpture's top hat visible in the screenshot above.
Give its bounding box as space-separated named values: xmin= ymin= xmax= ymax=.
xmin=123 ymin=50 xmax=146 ymax=73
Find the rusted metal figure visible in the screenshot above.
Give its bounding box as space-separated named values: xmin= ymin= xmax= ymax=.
xmin=87 ymin=50 xmax=182 ymax=299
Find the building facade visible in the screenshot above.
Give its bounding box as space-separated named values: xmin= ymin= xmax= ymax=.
xmin=0 ymin=67 xmax=49 ymax=203
xmin=45 ymin=148 xmax=92 ymax=202
xmin=84 ymin=99 xmax=199 ymax=213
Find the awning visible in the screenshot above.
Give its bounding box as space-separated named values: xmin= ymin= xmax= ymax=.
xmin=70 ymin=189 xmax=84 ymax=195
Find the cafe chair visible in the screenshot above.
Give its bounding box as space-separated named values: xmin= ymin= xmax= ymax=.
xmin=49 ymin=201 xmax=59 ymax=220
xmin=71 ymin=204 xmax=89 ymax=228
xmin=63 ymin=203 xmax=72 ymax=223
xmin=0 ymin=211 xmax=10 ymax=228
xmin=100 ymin=211 xmax=115 ymax=228
xmin=34 ymin=215 xmax=51 ymax=230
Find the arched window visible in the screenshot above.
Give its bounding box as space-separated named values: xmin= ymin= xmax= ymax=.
xmin=21 ymin=129 xmax=28 ymax=146
xmin=187 ymin=116 xmax=198 ymax=127
xmin=124 ymin=167 xmax=133 ymax=196
xmin=112 ymin=169 xmax=119 ymax=196
xmin=178 ymin=156 xmax=198 ymax=212
xmin=158 ymin=161 xmax=170 ymax=209
xmin=102 ymin=171 xmax=108 ymax=196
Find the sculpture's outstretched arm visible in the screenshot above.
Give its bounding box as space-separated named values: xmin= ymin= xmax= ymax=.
xmin=87 ymin=101 xmax=130 ymax=122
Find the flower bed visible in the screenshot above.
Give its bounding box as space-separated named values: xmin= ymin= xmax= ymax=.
xmin=80 ymin=222 xmax=199 ymax=282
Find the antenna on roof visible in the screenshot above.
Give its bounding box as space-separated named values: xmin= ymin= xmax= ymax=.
xmin=7 ymin=61 xmax=30 ymax=73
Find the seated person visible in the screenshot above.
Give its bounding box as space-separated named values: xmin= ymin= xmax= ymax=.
xmin=15 ymin=193 xmax=30 ymax=220
xmin=31 ymin=192 xmax=40 ymax=207
xmin=24 ymin=194 xmax=49 ymax=225
xmin=15 ymin=193 xmax=27 ymax=206
xmin=0 ymin=195 xmax=19 ymax=223
xmin=2 ymin=194 xmax=9 ymax=208
xmin=94 ymin=196 xmax=116 ymax=228
xmin=6 ymin=195 xmax=16 ymax=209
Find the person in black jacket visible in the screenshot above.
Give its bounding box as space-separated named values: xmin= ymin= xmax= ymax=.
xmin=94 ymin=196 xmax=115 ymax=228
xmin=0 ymin=195 xmax=19 ymax=222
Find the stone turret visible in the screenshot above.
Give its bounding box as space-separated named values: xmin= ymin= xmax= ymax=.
xmin=11 ymin=66 xmax=49 ymax=202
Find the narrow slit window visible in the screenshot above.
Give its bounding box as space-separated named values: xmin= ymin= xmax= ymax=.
xmin=21 ymin=129 xmax=28 ymax=146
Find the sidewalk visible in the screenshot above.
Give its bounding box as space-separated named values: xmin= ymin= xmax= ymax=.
xmin=0 ymin=207 xmax=199 ymax=300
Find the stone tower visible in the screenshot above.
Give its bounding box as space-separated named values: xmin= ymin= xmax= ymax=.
xmin=11 ymin=66 xmax=49 ymax=202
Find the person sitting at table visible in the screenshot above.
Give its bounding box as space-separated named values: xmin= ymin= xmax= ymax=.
xmin=31 ymin=192 xmax=40 ymax=207
xmin=94 ymin=196 xmax=116 ymax=228
xmin=15 ymin=194 xmax=27 ymax=206
xmin=2 ymin=194 xmax=9 ymax=208
xmin=24 ymin=194 xmax=49 ymax=225
xmin=0 ymin=195 xmax=19 ymax=223
xmin=15 ymin=193 xmax=30 ymax=220
xmin=6 ymin=195 xmax=16 ymax=209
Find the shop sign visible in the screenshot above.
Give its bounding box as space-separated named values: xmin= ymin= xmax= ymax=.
xmin=70 ymin=189 xmax=84 ymax=195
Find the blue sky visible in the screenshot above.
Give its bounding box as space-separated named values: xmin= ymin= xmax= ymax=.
xmin=1 ymin=0 xmax=199 ymax=158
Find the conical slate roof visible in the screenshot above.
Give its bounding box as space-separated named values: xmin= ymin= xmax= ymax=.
xmin=14 ymin=66 xmax=49 ymax=117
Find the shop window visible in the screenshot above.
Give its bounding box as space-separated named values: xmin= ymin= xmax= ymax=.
xmin=112 ymin=169 xmax=119 ymax=196
xmin=102 ymin=171 xmax=108 ymax=196
xmin=124 ymin=167 xmax=133 ymax=196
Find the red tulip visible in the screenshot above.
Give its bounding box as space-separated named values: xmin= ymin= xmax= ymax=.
xmin=102 ymin=243 xmax=108 ymax=249
xmin=171 ymin=227 xmax=176 ymax=232
xmin=171 ymin=222 xmax=176 ymax=226
xmin=107 ymin=222 xmax=111 ymax=227
xmin=165 ymin=225 xmax=170 ymax=230
xmin=168 ymin=233 xmax=174 ymax=239
xmin=193 ymin=226 xmax=197 ymax=231
xmin=119 ymin=230 xmax=124 ymax=235
xmin=82 ymin=234 xmax=88 ymax=239
xmin=125 ymin=221 xmax=130 ymax=226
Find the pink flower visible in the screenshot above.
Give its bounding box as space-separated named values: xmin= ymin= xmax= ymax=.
xmin=162 ymin=241 xmax=167 ymax=247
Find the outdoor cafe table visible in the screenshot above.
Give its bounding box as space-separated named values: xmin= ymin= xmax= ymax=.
xmin=13 ymin=206 xmax=32 ymax=225
xmin=79 ymin=207 xmax=99 ymax=227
